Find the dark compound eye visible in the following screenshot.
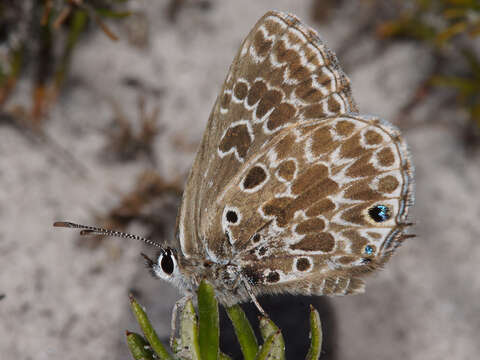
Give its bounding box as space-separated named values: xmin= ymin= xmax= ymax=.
xmin=160 ymin=250 xmax=174 ymax=275
xmin=368 ymin=205 xmax=390 ymax=222
xmin=226 ymin=210 xmax=238 ymax=223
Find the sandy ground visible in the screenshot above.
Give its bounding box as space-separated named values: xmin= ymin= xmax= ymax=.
xmin=1 ymin=0 xmax=479 ymax=359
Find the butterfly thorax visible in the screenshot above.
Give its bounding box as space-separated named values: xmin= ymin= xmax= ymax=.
xmin=175 ymin=255 xmax=251 ymax=306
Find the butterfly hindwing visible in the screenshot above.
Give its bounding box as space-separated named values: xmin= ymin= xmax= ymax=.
xmin=216 ymin=114 xmax=413 ymax=296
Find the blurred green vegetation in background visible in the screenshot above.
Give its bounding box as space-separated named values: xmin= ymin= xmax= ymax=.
xmin=127 ymin=280 xmax=323 ymax=360
xmin=375 ymin=0 xmax=480 ymax=128
xmin=0 ymin=0 xmax=130 ymax=126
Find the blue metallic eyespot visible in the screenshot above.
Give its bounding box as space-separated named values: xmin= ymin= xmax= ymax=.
xmin=365 ymin=245 xmax=374 ymax=255
xmin=368 ymin=205 xmax=390 ymax=222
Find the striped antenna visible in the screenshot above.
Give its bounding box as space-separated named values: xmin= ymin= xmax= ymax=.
xmin=53 ymin=221 xmax=163 ymax=248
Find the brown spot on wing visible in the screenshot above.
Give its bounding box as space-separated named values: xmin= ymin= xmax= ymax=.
xmin=275 ymin=40 xmax=300 ymax=65
xmin=256 ymin=89 xmax=282 ymax=119
xmin=291 ymin=164 xmax=328 ymax=194
xmin=302 ymin=103 xmax=327 ymax=119
xmin=335 ymin=120 xmax=355 ymax=136
xmin=296 ymin=257 xmax=311 ymax=271
xmin=338 ymin=256 xmax=356 ymax=264
xmin=266 ymin=271 xmax=280 ymax=283
xmin=378 ymin=175 xmax=399 ymax=193
xmin=277 ymin=159 xmax=296 ymax=182
xmin=306 ymin=198 xmax=336 ymax=216
xmin=296 ymin=218 xmax=325 ymax=234
xmin=243 ymin=166 xmax=267 ymax=189
xmin=266 ymin=103 xmax=296 ymax=131
xmin=234 ymin=82 xmax=248 ymax=100
xmin=377 ymin=147 xmax=395 ymax=166
xmin=340 ymin=134 xmax=363 ymax=159
xmin=341 ymin=204 xmax=369 ymax=225
xmin=364 ymin=130 xmax=383 ymax=145
xmin=218 ymin=124 xmax=252 ymax=160
xmin=344 ymin=181 xmax=382 ymax=201
xmin=289 ymin=63 xmax=309 ymax=82
xmin=310 ymin=126 xmax=338 ymax=157
xmin=345 ymin=152 xmax=378 ymax=178
xmin=327 ymin=95 xmax=341 ymax=113
xmin=316 ymin=70 xmax=334 ymax=92
xmin=253 ymin=30 xmax=273 ymax=57
xmin=275 ymin=133 xmax=295 ymax=159
xmin=342 ymin=230 xmax=368 ymax=253
xmin=263 ymin=177 xmax=338 ymax=227
xmin=295 ymin=79 xmax=324 ymax=103
xmin=290 ymin=232 xmax=334 ymax=252
xmin=262 ymin=197 xmax=292 ymax=227
xmin=247 ymin=80 xmax=267 ymax=106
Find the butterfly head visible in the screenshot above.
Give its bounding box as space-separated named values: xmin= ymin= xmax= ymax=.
xmin=141 ymin=248 xmax=183 ymax=284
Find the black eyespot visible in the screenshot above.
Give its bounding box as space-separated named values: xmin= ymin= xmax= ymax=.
xmin=368 ymin=205 xmax=391 ymax=222
xmin=160 ymin=250 xmax=174 ymax=275
xmin=226 ymin=210 xmax=238 ymax=223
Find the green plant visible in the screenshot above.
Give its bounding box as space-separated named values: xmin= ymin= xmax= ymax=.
xmin=126 ymin=280 xmax=323 ymax=360
xmin=0 ymin=0 xmax=131 ymax=122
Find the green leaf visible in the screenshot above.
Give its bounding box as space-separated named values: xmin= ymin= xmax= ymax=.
xmin=255 ymin=331 xmax=283 ymax=360
xmin=178 ymin=299 xmax=201 ymax=360
xmin=198 ymin=280 xmax=220 ymax=360
xmin=219 ymin=352 xmax=233 ymax=360
xmin=129 ymin=295 xmax=174 ymax=360
xmin=126 ymin=331 xmax=156 ymax=360
xmin=55 ymin=9 xmax=88 ymax=89
xmin=226 ymin=305 xmax=259 ymax=360
xmin=259 ymin=317 xmax=285 ymax=360
xmin=305 ymin=305 xmax=323 ymax=360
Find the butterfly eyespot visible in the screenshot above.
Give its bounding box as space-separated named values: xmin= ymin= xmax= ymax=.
xmin=160 ymin=251 xmax=174 ymax=275
xmin=368 ymin=205 xmax=391 ymax=222
xmin=266 ymin=271 xmax=280 ymax=283
xmin=226 ymin=210 xmax=238 ymax=223
xmin=252 ymin=233 xmax=261 ymax=243
xmin=296 ymin=257 xmax=311 ymax=272
xmin=364 ymin=245 xmax=375 ymax=255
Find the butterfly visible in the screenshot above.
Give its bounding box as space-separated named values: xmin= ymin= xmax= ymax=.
xmin=55 ymin=11 xmax=414 ymax=314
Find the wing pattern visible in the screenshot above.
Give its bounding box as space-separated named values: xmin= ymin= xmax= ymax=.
xmin=176 ymin=11 xmax=414 ymax=297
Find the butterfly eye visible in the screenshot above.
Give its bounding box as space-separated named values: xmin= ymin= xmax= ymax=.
xmin=368 ymin=205 xmax=391 ymax=222
xmin=160 ymin=250 xmax=175 ymax=275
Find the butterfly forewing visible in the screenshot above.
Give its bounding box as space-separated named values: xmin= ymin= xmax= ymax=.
xmin=177 ymin=11 xmax=358 ymax=259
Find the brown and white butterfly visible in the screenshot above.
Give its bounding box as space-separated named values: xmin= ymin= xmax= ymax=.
xmin=55 ymin=11 xmax=414 ymax=313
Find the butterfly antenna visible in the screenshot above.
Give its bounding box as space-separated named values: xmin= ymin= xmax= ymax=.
xmin=53 ymin=221 xmax=163 ymax=248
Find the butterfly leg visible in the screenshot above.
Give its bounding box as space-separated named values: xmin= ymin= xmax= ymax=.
xmin=170 ymin=294 xmax=193 ymax=349
xmin=241 ymin=277 xmax=268 ymax=317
